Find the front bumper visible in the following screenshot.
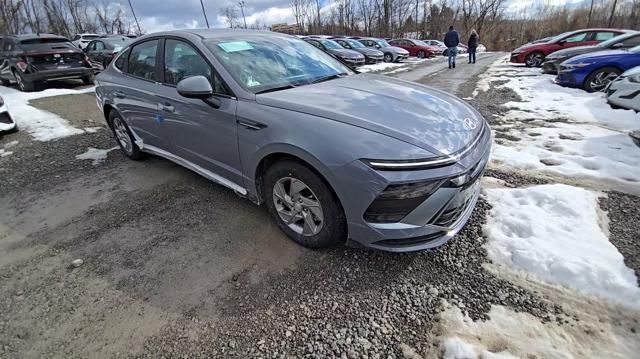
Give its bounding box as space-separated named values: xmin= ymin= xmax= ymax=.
xmin=541 ymin=60 xmax=561 ymax=74
xmin=335 ymin=123 xmax=492 ymax=252
xmin=365 ymin=55 xmax=384 ymax=64
xmin=21 ymin=67 xmax=93 ymax=82
xmin=342 ymin=57 xmax=366 ymax=67
xmin=555 ymin=70 xmax=582 ymax=87
xmin=395 ymin=54 xmax=409 ymax=62
xmin=0 ymin=105 xmax=16 ymax=133
xmin=510 ymin=52 xmax=525 ymax=63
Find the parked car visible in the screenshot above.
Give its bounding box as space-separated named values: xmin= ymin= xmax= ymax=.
xmin=72 ymin=33 xmax=101 ymax=49
xmin=423 ymin=39 xmax=448 ymax=55
xmin=303 ymin=37 xmax=365 ymax=67
xmin=0 ymin=34 xmax=94 ymax=91
xmin=0 ymin=95 xmax=17 ymax=133
xmin=556 ymin=45 xmax=640 ymax=92
xmin=95 ymin=29 xmax=491 ymax=252
xmin=84 ymin=36 xmax=131 ymax=71
xmin=353 ymin=37 xmax=409 ymax=62
xmin=511 ymin=28 xmax=630 ymax=67
xmin=606 ymin=65 xmax=640 ymax=111
xmin=477 ymin=44 xmax=487 ymax=53
xmin=458 ymin=44 xmax=468 ymax=54
xmin=388 ymin=39 xmax=436 ymax=58
xmin=330 ymin=37 xmax=383 ymax=64
xmin=543 ymin=31 xmax=640 ymax=74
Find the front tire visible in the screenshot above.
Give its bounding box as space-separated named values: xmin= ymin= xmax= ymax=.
xmin=584 ymin=67 xmax=621 ymax=93
xmin=383 ymin=53 xmax=393 ymax=63
xmin=417 ymin=50 xmax=425 ymax=59
xmin=525 ymin=52 xmax=544 ymax=67
xmin=264 ymin=160 xmax=346 ymax=248
xmin=109 ymin=110 xmax=143 ymax=160
xmin=82 ymin=74 xmax=95 ymax=85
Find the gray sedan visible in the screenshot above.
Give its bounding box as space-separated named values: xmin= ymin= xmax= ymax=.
xmin=94 ymin=29 xmax=491 ymax=252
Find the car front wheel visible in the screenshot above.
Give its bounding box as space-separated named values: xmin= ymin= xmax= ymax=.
xmin=417 ymin=50 xmax=425 ymax=58
xmin=109 ymin=110 xmax=143 ymax=160
xmin=264 ymin=160 xmax=346 ymax=248
xmin=584 ymin=67 xmax=621 ymax=93
xmin=383 ymin=53 xmax=393 ymax=62
xmin=525 ymin=52 xmax=544 ymax=67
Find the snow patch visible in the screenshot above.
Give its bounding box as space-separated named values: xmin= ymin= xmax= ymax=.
xmin=83 ymin=126 xmax=103 ymax=133
xmin=437 ymin=303 xmax=639 ymax=358
xmin=484 ymin=184 xmax=640 ymax=309
xmin=76 ymin=146 xmax=118 ymax=165
xmin=0 ymin=85 xmax=94 ymax=141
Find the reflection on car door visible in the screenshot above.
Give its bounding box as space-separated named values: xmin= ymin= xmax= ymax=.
xmin=117 ymin=39 xmax=172 ymax=151
xmin=153 ymin=38 xmax=244 ymax=187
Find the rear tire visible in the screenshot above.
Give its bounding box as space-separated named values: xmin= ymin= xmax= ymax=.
xmin=0 ymin=78 xmax=10 ymax=87
xmin=383 ymin=53 xmax=393 ymax=62
xmin=264 ymin=160 xmax=346 ymax=249
xmin=417 ymin=50 xmax=425 ymax=58
xmin=13 ymin=70 xmax=35 ymax=92
xmin=109 ymin=110 xmax=143 ymax=160
xmin=82 ymin=74 xmax=95 ymax=85
xmin=583 ymin=67 xmax=621 ymax=93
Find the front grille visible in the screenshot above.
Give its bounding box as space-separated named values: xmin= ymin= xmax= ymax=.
xmin=373 ymin=231 xmax=445 ymax=248
xmin=432 ymin=195 xmax=473 ymax=227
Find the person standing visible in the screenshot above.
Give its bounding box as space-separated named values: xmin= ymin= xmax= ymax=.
xmin=444 ymin=25 xmax=460 ymax=69
xmin=468 ymin=29 xmax=479 ymax=64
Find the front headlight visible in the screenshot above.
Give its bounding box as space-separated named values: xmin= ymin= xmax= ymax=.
xmin=563 ymin=62 xmax=592 ymax=69
xmin=363 ymin=156 xmax=458 ymax=171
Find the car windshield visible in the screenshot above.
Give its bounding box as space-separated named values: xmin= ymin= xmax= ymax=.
xmin=414 ymin=40 xmax=428 ymax=46
xmin=104 ymin=37 xmax=130 ymax=51
xmin=598 ymin=32 xmax=637 ymax=48
xmin=376 ymin=39 xmax=391 ymax=47
xmin=319 ymin=39 xmax=343 ymax=49
xmin=206 ymin=36 xmax=354 ymax=94
xmin=20 ymin=38 xmax=74 ymax=50
xmin=346 ymin=39 xmax=364 ymax=48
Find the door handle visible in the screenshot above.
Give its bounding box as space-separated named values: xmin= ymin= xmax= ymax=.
xmin=114 ymin=90 xmax=125 ymax=98
xmin=157 ymin=102 xmax=175 ymax=113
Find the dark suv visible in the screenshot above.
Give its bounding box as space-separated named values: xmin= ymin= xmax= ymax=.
xmin=0 ymin=33 xmax=94 ymax=91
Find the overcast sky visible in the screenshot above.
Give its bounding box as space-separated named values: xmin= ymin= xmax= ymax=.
xmin=128 ymin=0 xmax=585 ymax=33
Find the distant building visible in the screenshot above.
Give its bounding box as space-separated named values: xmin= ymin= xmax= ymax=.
xmin=271 ymin=23 xmax=302 ymax=35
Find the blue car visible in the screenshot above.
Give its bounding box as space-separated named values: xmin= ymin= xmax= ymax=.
xmin=556 ymin=45 xmax=640 ymax=92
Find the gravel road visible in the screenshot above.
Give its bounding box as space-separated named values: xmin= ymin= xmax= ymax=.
xmin=1 ymin=53 xmax=636 ymax=358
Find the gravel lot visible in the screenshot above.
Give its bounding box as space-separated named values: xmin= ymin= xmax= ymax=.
xmin=1 ymin=53 xmax=638 ymax=358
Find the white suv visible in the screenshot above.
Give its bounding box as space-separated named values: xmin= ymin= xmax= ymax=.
xmin=72 ymin=33 xmax=101 ymax=49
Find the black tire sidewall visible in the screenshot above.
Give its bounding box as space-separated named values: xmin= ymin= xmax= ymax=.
xmin=525 ymin=52 xmax=543 ymax=67
xmin=109 ymin=110 xmax=143 ymax=160
xmin=384 ymin=53 xmax=393 ymax=62
xmin=264 ymin=160 xmax=346 ymax=249
xmin=584 ymin=67 xmax=621 ymax=93
xmin=418 ymin=50 xmax=425 ymax=58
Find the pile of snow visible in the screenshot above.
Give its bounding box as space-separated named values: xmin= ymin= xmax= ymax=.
xmin=0 ymin=140 xmax=18 ymax=157
xmin=0 ymin=85 xmax=94 ymax=141
xmin=76 ymin=146 xmax=118 ymax=165
xmin=477 ymin=57 xmax=640 ymax=192
xmin=437 ymin=303 xmax=639 ymax=358
xmin=484 ymin=184 xmax=640 ymax=309
xmin=358 ymin=57 xmax=429 ymax=74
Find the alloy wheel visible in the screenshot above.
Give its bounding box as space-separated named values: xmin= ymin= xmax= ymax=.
xmin=272 ymin=177 xmax=324 ymax=236
xmin=112 ymin=117 xmax=132 ymax=154
xmin=589 ymin=71 xmax=618 ymax=92
xmin=14 ymin=72 xmax=24 ymax=91
xmin=525 ymin=53 xmax=543 ymax=67
xmin=384 ymin=54 xmax=393 ymax=62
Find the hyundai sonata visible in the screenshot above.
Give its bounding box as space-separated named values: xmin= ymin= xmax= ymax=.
xmin=94 ymin=29 xmax=491 ymax=252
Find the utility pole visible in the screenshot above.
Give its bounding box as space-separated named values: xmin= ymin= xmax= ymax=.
xmin=415 ymin=0 xmax=419 ymax=39
xmin=199 ymin=0 xmax=210 ymax=28
xmin=238 ymin=1 xmax=248 ymax=29
xmin=127 ymin=0 xmax=142 ymax=35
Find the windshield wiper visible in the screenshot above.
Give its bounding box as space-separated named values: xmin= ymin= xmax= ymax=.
xmin=311 ymin=72 xmax=349 ymax=84
xmin=254 ymin=84 xmax=297 ymax=94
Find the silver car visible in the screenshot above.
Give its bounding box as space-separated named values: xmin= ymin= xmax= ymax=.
xmin=607 ymin=65 xmax=640 ymax=112
xmin=94 ymin=29 xmax=491 ymax=252
xmin=354 ymin=37 xmax=409 ymax=62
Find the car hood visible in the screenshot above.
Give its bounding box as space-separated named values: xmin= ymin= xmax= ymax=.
xmin=384 ymin=46 xmax=409 ymax=55
xmin=513 ymin=42 xmax=548 ymax=53
xmin=354 ymin=47 xmax=383 ymax=56
xmin=568 ymin=49 xmax=630 ymax=62
xmin=256 ymin=74 xmax=483 ymax=156
xmin=328 ymin=48 xmax=364 ymax=58
xmin=547 ymin=45 xmax=599 ymax=59
xmin=622 ymin=65 xmax=640 ymax=77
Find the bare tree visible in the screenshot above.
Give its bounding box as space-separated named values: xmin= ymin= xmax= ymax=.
xmin=221 ymin=6 xmax=238 ymax=28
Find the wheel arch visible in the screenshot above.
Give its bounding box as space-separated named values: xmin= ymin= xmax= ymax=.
xmin=252 ymin=147 xmax=344 ymax=212
xmin=583 ymin=65 xmax=624 ymax=89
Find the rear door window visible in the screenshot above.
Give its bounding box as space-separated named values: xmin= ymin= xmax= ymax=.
xmin=127 ymin=40 xmax=159 ymax=81
xmin=114 ymin=49 xmax=129 ymax=71
xmin=620 ymin=35 xmax=640 ymax=48
xmin=95 ymin=41 xmax=105 ymax=51
xmin=594 ymin=32 xmax=617 ymax=41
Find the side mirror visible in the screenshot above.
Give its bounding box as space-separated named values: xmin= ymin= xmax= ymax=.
xmin=558 ymin=40 xmax=567 ymax=46
xmin=611 ymin=42 xmax=624 ymax=49
xmin=375 ymin=44 xmax=381 ymax=49
xmin=177 ymin=75 xmax=213 ymax=99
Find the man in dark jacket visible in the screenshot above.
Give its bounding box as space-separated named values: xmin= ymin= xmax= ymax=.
xmin=444 ymin=26 xmax=460 ymax=69
xmin=468 ymin=30 xmax=479 ymax=64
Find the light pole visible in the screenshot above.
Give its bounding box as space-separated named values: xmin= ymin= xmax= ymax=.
xmin=200 ymin=0 xmax=210 ymax=28
xmin=238 ymin=1 xmax=247 ymax=29
xmin=127 ymin=0 xmax=142 ymax=35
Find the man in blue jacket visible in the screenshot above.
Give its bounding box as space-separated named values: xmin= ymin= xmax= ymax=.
xmin=444 ymin=25 xmax=460 ymax=69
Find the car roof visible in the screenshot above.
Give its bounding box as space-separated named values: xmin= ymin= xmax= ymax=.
xmin=9 ymin=33 xmax=67 ymax=40
xmin=134 ymin=28 xmax=300 ymax=42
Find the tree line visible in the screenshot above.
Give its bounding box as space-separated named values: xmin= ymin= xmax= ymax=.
xmin=0 ymin=0 xmax=140 ymax=38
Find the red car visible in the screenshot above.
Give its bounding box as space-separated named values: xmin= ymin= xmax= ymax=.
xmin=389 ymin=39 xmax=437 ymax=58
xmin=510 ymin=28 xmax=631 ymax=67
